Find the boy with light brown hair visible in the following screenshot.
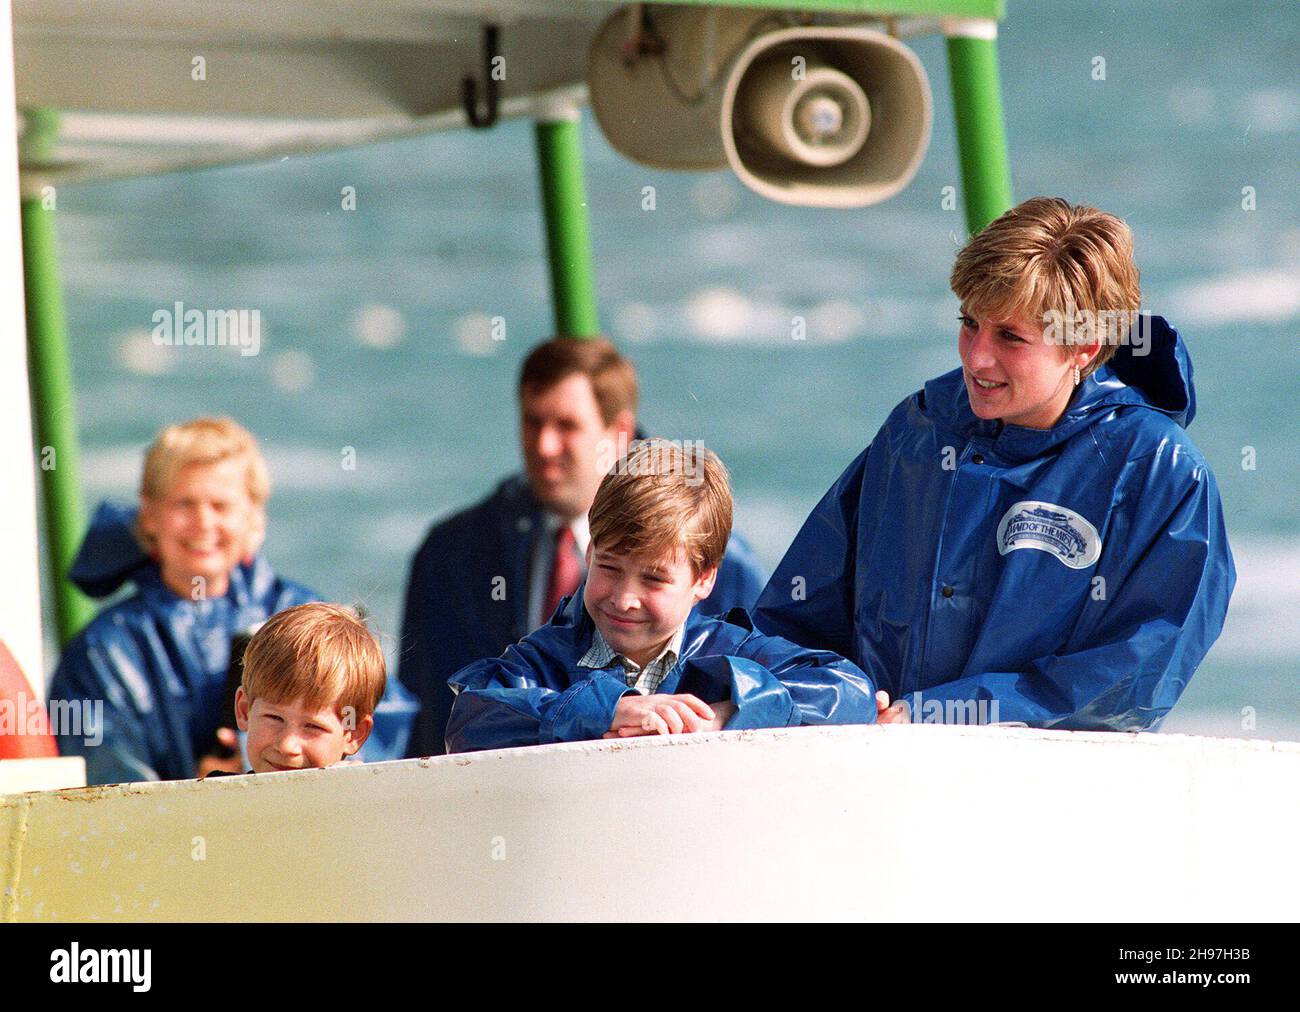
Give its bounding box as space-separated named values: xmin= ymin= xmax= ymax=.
xmin=233 ymin=603 xmax=385 ymax=772
xmin=445 ymin=438 xmax=876 ymax=752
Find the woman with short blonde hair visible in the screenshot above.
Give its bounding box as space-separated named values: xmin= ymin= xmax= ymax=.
xmin=757 ymin=197 xmax=1235 ymax=730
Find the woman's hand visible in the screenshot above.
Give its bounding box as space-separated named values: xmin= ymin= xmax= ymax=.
xmin=876 ymin=690 xmax=911 ymax=724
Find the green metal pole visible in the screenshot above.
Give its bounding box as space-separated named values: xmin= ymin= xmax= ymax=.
xmin=533 ymin=106 xmax=600 ymax=338
xmin=22 ymin=108 xmax=94 ymax=646
xmin=945 ymin=25 xmax=1014 ymax=236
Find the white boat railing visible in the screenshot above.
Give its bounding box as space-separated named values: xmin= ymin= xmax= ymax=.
xmin=2 ymin=724 xmax=1296 ymax=921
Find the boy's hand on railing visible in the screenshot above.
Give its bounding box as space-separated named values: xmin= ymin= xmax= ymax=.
xmin=605 ymin=693 xmax=715 ymax=737
xmin=876 ymin=690 xmax=911 ymax=724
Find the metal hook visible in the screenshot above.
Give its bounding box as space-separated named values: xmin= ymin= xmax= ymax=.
xmin=462 ymin=24 xmax=501 ymax=129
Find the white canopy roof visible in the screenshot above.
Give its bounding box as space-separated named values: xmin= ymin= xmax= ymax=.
xmin=13 ymin=0 xmax=621 ymax=186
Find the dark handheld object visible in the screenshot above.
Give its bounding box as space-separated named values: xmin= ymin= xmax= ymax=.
xmin=210 ymin=630 xmax=255 ymax=758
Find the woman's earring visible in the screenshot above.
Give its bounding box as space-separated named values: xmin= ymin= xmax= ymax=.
xmin=1073 ymin=364 xmax=1081 ymax=387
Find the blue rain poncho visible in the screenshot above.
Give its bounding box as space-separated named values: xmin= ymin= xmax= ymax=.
xmin=445 ymin=588 xmax=876 ymax=753
xmin=754 ymin=316 xmax=1235 ymax=731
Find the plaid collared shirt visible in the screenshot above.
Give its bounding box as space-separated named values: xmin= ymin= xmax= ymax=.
xmin=578 ymin=625 xmax=685 ymax=695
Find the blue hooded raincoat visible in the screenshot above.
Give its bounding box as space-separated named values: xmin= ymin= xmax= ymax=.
xmin=400 ymin=473 xmax=769 ymax=756
xmin=754 ymin=316 xmax=1235 ymax=731
xmin=445 ymin=587 xmax=875 ymax=753
xmin=48 ymin=501 xmax=418 ymax=783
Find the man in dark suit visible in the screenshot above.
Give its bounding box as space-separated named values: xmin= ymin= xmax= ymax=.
xmin=399 ymin=337 xmax=767 ymax=756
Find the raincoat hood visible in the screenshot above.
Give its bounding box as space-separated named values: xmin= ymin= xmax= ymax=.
xmin=68 ymin=500 xmax=152 ymax=598
xmin=923 ymin=314 xmax=1196 ymax=462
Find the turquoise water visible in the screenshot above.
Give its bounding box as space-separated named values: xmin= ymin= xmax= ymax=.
xmin=51 ymin=1 xmax=1298 ymax=738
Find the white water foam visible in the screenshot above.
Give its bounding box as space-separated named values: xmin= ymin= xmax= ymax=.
xmin=1167 ymin=270 xmax=1300 ymax=326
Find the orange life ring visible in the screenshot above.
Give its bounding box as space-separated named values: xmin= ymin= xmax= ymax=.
xmin=0 ymin=639 xmax=59 ymax=758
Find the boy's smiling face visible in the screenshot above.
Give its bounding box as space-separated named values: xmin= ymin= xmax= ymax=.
xmin=583 ymin=541 xmax=717 ymax=669
xmin=234 ymin=688 xmax=371 ymax=773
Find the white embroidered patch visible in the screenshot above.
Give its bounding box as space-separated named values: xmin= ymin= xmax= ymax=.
xmin=996 ymin=500 xmax=1102 ymax=569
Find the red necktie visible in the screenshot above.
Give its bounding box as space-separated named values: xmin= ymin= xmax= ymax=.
xmin=541 ymin=526 xmax=582 ymax=622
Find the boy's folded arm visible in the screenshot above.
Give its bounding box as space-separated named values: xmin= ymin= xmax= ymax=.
xmin=541 ymin=673 xmax=639 ymax=742
xmin=446 ymin=673 xmax=634 ymax=751
xmin=678 ymin=655 xmax=798 ymax=729
xmin=682 ymin=630 xmax=877 ymax=729
xmin=446 ymin=638 xmax=635 ymax=751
